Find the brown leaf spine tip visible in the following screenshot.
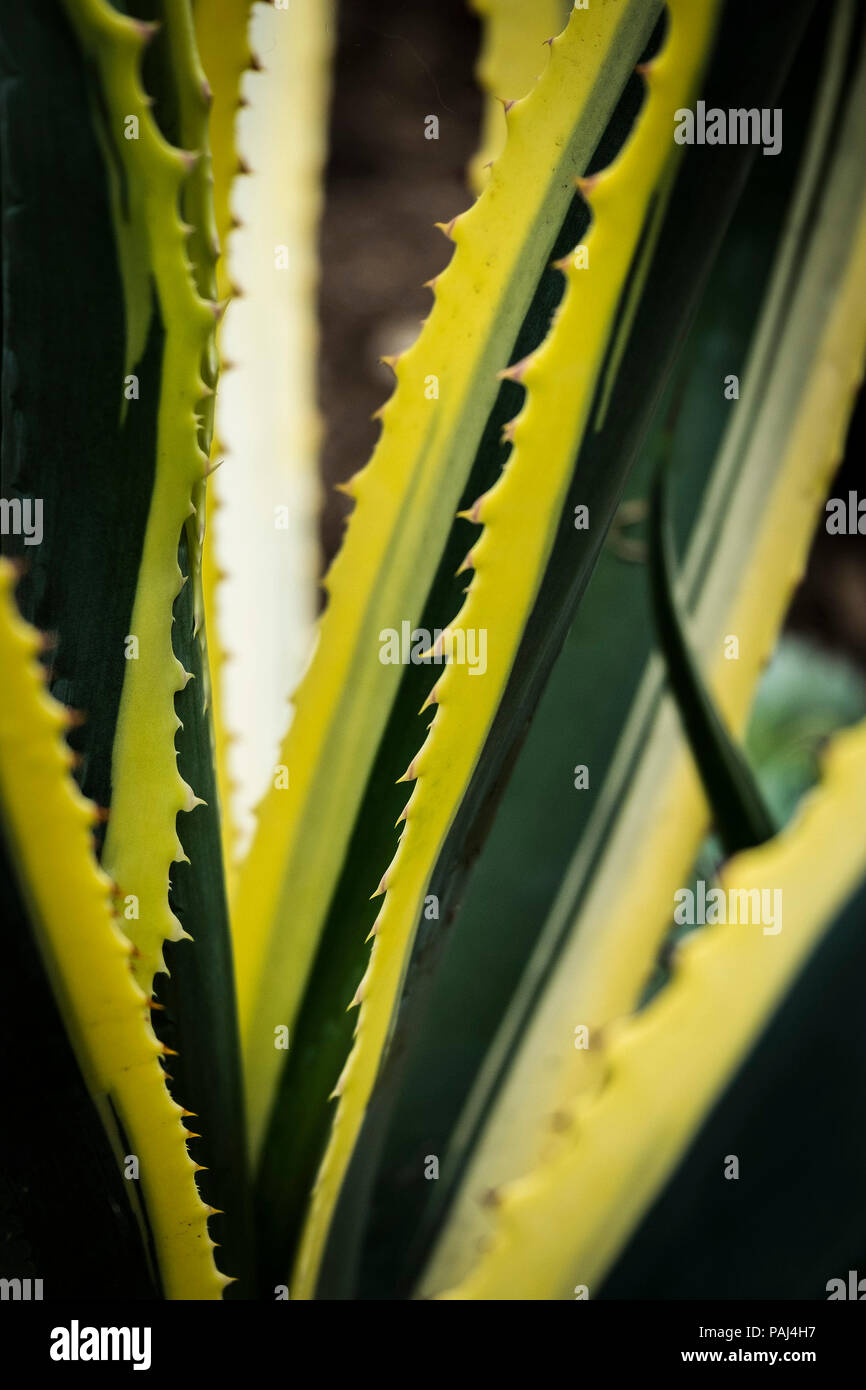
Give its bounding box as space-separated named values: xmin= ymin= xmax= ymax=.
xmin=236 ymin=157 xmax=252 ymax=176
xmin=161 ymin=1045 xmax=179 ymax=1057
xmin=396 ymin=756 xmax=418 ymax=785
xmin=131 ymin=18 xmax=159 ymax=43
xmin=457 ymin=550 xmax=476 ymax=576
xmin=249 ymin=52 xmax=263 ymax=72
xmin=502 ymin=98 xmax=517 ymax=114
xmin=334 ymin=477 xmax=356 ymax=498
xmin=204 ymin=1205 xmax=224 ymax=1217
xmin=63 ymin=706 xmax=86 ymax=729
xmin=93 ymin=805 xmax=111 ymax=825
xmin=501 ymin=419 xmax=517 ymax=444
xmin=457 ymin=494 xmax=485 ymax=525
xmin=370 ymin=870 xmax=389 ymax=899
xmin=180 ymin=1109 xmax=198 ymax=1119
xmin=379 ymin=354 xmax=401 ymax=375
xmin=635 ymin=60 xmax=654 ymax=77
xmin=419 ymin=680 xmax=440 ymax=712
xmin=480 ymin=1188 xmax=501 ymax=1209
xmin=423 ymin=273 xmax=441 ymax=291
xmin=434 ymin=216 xmax=459 ymax=242
xmin=349 ymin=982 xmax=365 ymax=1009
xmin=576 ymin=172 xmax=602 ymax=198
xmin=496 ymin=356 xmax=530 ymax=384
xmin=184 ymin=1131 xmax=202 ymax=1141
xmin=192 ymin=1164 xmax=209 ymax=1174
xmin=145 ymin=997 xmax=165 ymax=1012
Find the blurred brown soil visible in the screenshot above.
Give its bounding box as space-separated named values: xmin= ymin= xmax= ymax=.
xmin=317 ymin=0 xmax=481 ymax=566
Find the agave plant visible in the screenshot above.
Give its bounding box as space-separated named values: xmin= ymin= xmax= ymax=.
xmin=2 ymin=0 xmax=866 ymax=1304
